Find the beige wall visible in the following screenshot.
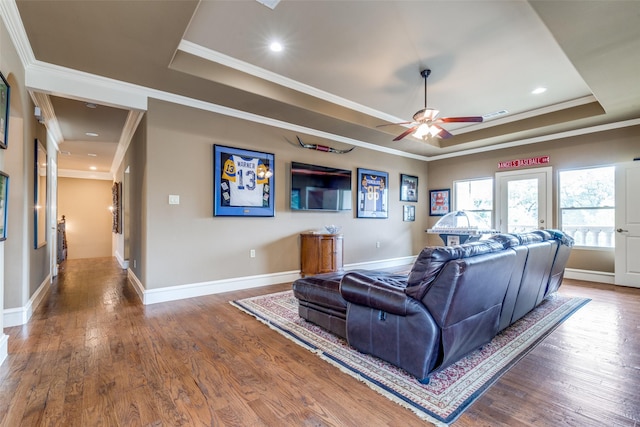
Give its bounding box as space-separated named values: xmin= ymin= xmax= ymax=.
xmin=141 ymin=99 xmax=429 ymax=290
xmin=427 ymin=125 xmax=640 ymax=272
xmin=58 ymin=177 xmax=113 ymax=259
xmin=1 ymin=16 xmax=48 ymax=311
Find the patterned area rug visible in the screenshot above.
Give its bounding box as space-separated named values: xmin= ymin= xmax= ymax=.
xmin=231 ymin=291 xmax=589 ymax=426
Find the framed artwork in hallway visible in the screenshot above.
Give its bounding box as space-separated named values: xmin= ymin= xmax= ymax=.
xmin=0 ymin=171 xmax=8 ymax=240
xmin=0 ymin=71 xmax=9 ymax=149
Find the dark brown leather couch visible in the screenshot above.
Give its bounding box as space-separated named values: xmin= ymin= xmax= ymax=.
xmin=292 ymin=230 xmax=574 ymax=383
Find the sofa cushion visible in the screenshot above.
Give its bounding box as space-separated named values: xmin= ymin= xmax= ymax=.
xmin=406 ymin=240 xmax=505 ymax=300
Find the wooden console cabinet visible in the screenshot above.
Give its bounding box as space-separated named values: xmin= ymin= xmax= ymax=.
xmin=300 ymin=233 xmax=344 ymax=276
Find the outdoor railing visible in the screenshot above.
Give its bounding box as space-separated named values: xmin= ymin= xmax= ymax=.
xmin=507 ymin=225 xmax=615 ymax=248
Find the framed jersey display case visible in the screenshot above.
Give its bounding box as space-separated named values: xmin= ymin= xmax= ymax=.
xmin=213 ymin=145 xmax=275 ymax=217
xmin=357 ymin=168 xmax=388 ymax=219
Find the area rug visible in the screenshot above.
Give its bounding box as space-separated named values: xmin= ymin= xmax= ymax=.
xmin=231 ymin=291 xmax=590 ymax=426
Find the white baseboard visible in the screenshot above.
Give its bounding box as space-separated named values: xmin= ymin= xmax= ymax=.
xmin=0 ymin=333 xmax=8 ymax=366
xmin=129 ymin=256 xmax=416 ymax=305
xmin=564 ymin=268 xmax=615 ymax=284
xmin=3 ymin=274 xmax=51 ymax=327
xmin=115 ymin=251 xmax=129 ymax=269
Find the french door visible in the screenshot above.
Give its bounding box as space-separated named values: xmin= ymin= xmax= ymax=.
xmin=495 ymin=167 xmax=552 ymax=233
xmin=614 ymin=161 xmax=640 ymax=287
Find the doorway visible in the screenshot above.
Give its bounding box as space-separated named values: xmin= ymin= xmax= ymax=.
xmin=614 ymin=161 xmax=640 ymax=287
xmin=495 ymin=167 xmax=552 ymax=233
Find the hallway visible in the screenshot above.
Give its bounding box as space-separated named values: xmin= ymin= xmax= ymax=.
xmin=0 ymin=258 xmax=639 ymax=426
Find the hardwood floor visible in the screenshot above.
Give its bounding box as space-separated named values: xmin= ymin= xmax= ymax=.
xmin=0 ymin=258 xmax=638 ymax=426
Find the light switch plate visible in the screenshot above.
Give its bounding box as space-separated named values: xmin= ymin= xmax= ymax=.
xmin=168 ymin=195 xmax=180 ymax=205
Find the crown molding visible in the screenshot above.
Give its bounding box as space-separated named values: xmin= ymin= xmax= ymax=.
xmin=29 ymin=91 xmax=63 ymax=145
xmin=111 ymin=110 xmax=145 ymax=175
xmin=0 ymin=0 xmax=36 ymax=67
xmin=428 ymin=117 xmax=640 ymax=161
xmin=177 ymin=39 xmax=407 ymax=125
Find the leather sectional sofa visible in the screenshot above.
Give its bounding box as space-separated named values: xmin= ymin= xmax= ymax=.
xmin=292 ymin=230 xmax=574 ymax=383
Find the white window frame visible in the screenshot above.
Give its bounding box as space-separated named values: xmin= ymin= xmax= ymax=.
xmin=452 ymin=177 xmax=494 ymax=229
xmin=558 ymin=165 xmax=615 ymax=249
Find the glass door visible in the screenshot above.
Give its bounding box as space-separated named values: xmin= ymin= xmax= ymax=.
xmin=496 ymin=167 xmax=552 ymax=233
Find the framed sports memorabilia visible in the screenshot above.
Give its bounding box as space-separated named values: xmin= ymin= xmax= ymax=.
xmin=430 ymin=188 xmax=450 ymax=216
xmin=357 ymin=168 xmax=388 ymax=218
xmin=0 ymin=71 xmax=10 ymax=149
xmin=213 ymin=145 xmax=275 ymax=217
xmin=400 ymin=174 xmax=418 ymax=202
xmin=403 ymin=205 xmax=415 ymax=222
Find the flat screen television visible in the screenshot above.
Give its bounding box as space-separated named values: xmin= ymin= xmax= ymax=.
xmin=291 ymin=162 xmax=352 ymax=211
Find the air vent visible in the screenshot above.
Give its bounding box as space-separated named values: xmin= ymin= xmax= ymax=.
xmin=256 ymin=0 xmax=280 ymax=9
xmin=482 ymin=110 xmax=509 ymax=120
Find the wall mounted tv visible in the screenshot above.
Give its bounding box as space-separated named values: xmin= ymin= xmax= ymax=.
xmin=291 ymin=162 xmax=352 ymax=211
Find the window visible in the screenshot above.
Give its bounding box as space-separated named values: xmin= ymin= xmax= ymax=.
xmin=559 ymin=166 xmax=615 ymax=247
xmin=453 ymin=178 xmax=493 ymax=229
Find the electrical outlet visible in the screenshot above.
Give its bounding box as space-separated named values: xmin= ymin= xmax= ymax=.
xmin=133 ymin=259 xmax=137 ymax=268
xmin=376 ymin=241 xmax=381 ymax=248
xmin=168 ymin=195 xmax=180 ymax=205
xmin=250 ymin=249 xmax=256 ymax=258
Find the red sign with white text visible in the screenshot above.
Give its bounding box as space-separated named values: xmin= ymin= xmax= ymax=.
xmin=498 ymin=156 xmax=549 ymax=169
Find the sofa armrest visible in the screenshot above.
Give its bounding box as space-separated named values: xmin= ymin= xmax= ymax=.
xmin=340 ymin=272 xmax=410 ymax=316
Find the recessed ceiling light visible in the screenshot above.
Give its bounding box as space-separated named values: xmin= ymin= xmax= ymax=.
xmin=61 ymin=150 xmax=71 ymax=156
xmin=85 ymin=103 xmax=97 ymax=109
xmin=85 ymin=132 xmax=99 ymax=137
xmin=269 ymin=41 xmax=283 ymax=52
xmin=89 ymin=166 xmax=97 ymax=171
xmin=87 ymin=153 xmax=97 ymax=157
xmin=531 ymin=87 xmax=547 ymax=95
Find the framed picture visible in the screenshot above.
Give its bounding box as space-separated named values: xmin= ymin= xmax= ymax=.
xmin=0 ymin=71 xmax=10 ymax=149
xmin=429 ymin=188 xmax=450 ymax=216
xmin=400 ymin=174 xmax=418 ymax=202
xmin=112 ymin=181 xmax=122 ymax=234
xmin=403 ymin=205 xmax=415 ymax=222
xmin=213 ymin=144 xmax=275 ymax=217
xmin=0 ymin=171 xmax=8 ymax=241
xmin=357 ymin=168 xmax=388 ymax=218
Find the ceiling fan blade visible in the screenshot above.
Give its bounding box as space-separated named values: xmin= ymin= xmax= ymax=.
xmin=433 ymin=125 xmax=454 ymax=139
xmin=376 ymin=121 xmax=415 ymax=128
xmin=440 ymin=116 xmax=484 ymax=123
xmin=393 ymin=126 xmax=419 ymax=141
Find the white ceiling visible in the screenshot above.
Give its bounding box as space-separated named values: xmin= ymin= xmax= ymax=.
xmin=8 ymin=0 xmax=640 ymax=177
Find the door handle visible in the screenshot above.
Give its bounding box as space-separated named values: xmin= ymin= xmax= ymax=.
xmin=616 ymin=228 xmax=629 ymax=233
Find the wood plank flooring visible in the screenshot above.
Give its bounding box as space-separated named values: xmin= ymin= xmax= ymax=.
xmin=0 ymin=257 xmax=638 ymax=426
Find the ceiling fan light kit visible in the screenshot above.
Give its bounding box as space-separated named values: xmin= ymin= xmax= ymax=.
xmin=380 ymin=68 xmax=484 ymax=142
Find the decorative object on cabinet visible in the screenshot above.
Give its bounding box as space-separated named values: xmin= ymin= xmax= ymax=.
xmin=324 ymin=224 xmax=341 ymax=234
xmin=111 ymin=181 xmax=122 ymax=234
xmin=57 ymin=215 xmax=68 ymax=264
xmin=429 ymin=188 xmax=450 ymax=216
xmin=0 ymin=71 xmax=9 ymax=149
xmin=213 ymin=145 xmax=275 ymax=217
xmin=300 ymin=232 xmax=343 ymax=276
xmin=295 ymin=136 xmax=354 ymax=154
xmin=0 ymin=171 xmax=8 ymax=240
xmin=400 ymin=174 xmax=418 ymax=202
xmin=357 ymin=168 xmax=388 ymax=218
xmin=34 ymin=139 xmax=48 ymax=248
xmin=403 ymin=205 xmax=415 ymax=222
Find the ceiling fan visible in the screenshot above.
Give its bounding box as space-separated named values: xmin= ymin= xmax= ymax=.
xmin=379 ymin=69 xmax=483 ymax=142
